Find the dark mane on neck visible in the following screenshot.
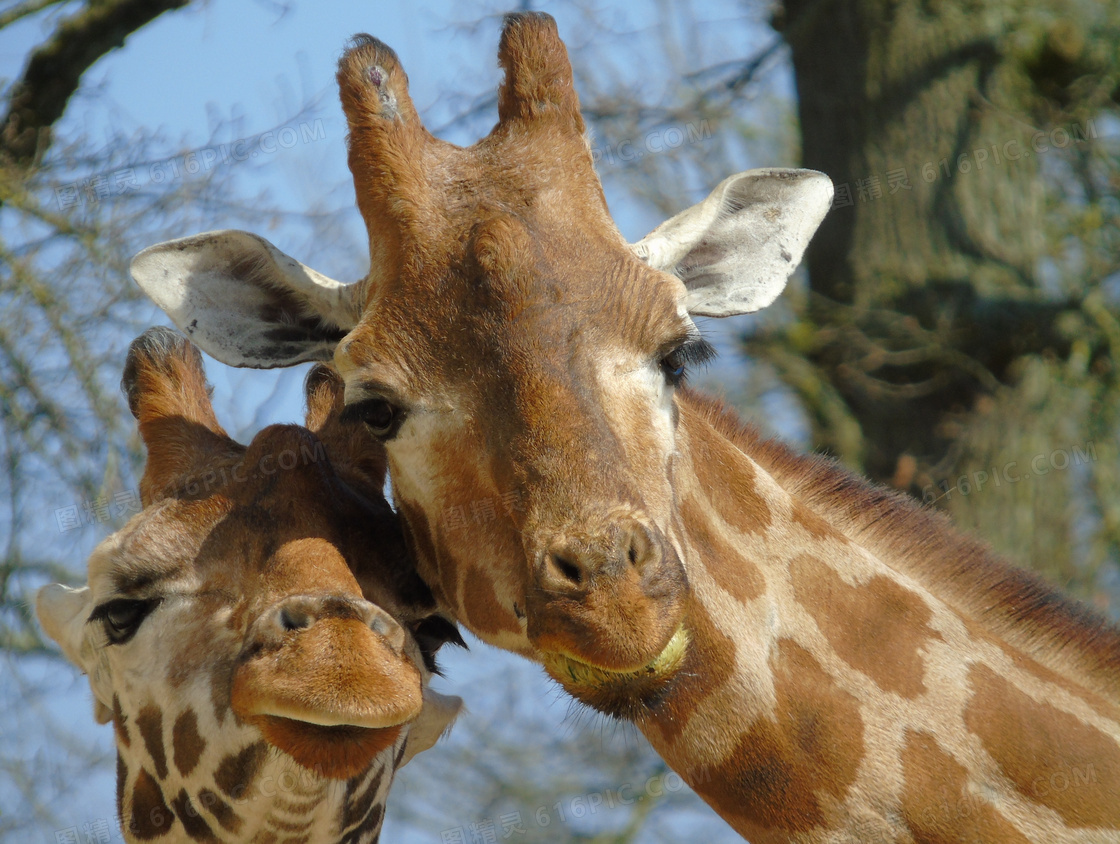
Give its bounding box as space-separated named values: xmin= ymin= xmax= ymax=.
xmin=682 ymin=388 xmax=1120 ymax=701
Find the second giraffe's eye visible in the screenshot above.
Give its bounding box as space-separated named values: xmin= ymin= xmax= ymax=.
xmin=90 ymin=598 xmax=160 ymax=645
xmin=342 ymin=397 xmax=407 ymax=440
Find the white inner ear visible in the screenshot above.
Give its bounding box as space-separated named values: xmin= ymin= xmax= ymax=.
xmin=130 ymin=230 xmax=363 ymax=369
xmin=632 ymin=168 xmax=834 ymax=317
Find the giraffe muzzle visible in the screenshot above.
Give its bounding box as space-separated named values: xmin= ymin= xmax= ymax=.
xmin=231 ymin=593 xmax=424 ymax=778
xmin=525 ymin=520 xmax=689 ymax=673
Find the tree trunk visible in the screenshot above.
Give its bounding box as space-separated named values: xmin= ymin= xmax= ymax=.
xmin=769 ymin=0 xmax=1120 ymax=595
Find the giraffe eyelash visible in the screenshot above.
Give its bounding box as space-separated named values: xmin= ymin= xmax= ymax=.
xmin=659 ymin=337 xmax=716 ymax=385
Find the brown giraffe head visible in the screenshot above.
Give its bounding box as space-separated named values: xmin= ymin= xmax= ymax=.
xmin=37 ymin=327 xmax=462 ymax=842
xmin=129 ymin=14 xmax=831 ymax=682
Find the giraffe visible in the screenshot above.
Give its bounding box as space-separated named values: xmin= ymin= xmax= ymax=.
xmin=128 ymin=13 xmax=1120 ymax=843
xmin=36 ymin=327 xmax=463 ymax=844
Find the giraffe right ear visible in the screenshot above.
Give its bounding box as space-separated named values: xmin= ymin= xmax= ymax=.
xmin=36 ymin=583 xmax=114 ymax=724
xmin=36 ymin=583 xmax=92 ymax=671
xmin=130 ymin=230 xmax=363 ymax=369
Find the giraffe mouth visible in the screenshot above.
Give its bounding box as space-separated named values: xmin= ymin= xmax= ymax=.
xmin=256 ymin=715 xmax=403 ymax=780
xmin=541 ymin=624 xmax=690 ymax=690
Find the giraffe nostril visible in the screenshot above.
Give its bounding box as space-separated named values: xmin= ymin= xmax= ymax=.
xmin=550 ymin=552 xmax=583 ymax=586
xmin=279 ymin=606 xmax=312 ymax=632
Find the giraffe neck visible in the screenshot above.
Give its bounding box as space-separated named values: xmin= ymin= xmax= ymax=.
xmin=630 ymin=391 xmax=1120 ymax=843
xmin=115 ymin=699 xmax=402 ymax=844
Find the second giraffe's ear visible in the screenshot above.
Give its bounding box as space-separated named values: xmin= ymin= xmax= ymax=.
xmin=631 ymin=168 xmax=833 ymax=317
xmin=130 ymin=230 xmax=363 ymax=369
xmin=35 ymin=582 xmax=113 ymax=724
xmin=36 ymin=583 xmax=92 ymax=672
xmin=400 ymin=688 xmax=463 ymax=767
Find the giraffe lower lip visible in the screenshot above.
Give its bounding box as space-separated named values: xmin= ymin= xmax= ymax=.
xmin=542 ymin=625 xmax=690 ymax=687
xmin=256 ymin=715 xmax=403 ymax=779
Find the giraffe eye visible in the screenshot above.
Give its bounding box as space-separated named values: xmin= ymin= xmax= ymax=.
xmin=342 ymin=397 xmax=407 ymax=440
xmin=90 ymin=598 xmax=160 ymax=645
xmin=659 ymin=337 xmax=716 ymax=387
xmin=659 ymin=350 xmax=687 ymax=385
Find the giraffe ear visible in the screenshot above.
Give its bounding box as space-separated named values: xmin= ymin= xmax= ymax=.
xmin=631 ymin=168 xmax=833 ymax=317
xmin=36 ymin=583 xmax=121 ymax=725
xmin=130 ymin=230 xmax=362 ymax=369
xmin=36 ymin=583 xmax=92 ymax=671
xmin=401 ymin=688 xmax=462 ymax=766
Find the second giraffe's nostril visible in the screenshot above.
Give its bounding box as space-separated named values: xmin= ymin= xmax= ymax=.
xmin=550 ymin=553 xmax=583 ymax=586
xmin=279 ymin=606 xmax=312 ymax=631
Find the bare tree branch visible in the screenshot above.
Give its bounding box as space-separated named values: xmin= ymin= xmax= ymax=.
xmin=1 ymin=0 xmax=193 ymax=167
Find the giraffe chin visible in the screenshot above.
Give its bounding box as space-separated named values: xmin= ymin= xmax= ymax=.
xmin=255 ymin=715 xmax=403 ymax=780
xmin=541 ymin=625 xmax=690 ymax=719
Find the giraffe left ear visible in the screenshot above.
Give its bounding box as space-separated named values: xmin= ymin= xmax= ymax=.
xmin=631 ymin=168 xmax=833 ymax=317
xmin=130 ymin=230 xmax=361 ymax=369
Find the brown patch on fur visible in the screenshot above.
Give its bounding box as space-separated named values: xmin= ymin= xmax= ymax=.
xmin=901 ymin=729 xmax=1032 ymax=843
xmin=136 ymin=704 xmax=168 ymax=780
xmin=462 ymin=562 xmax=521 ymax=637
xmin=172 ymin=708 xmax=205 ymax=777
xmin=680 ymin=497 xmax=764 ymax=605
xmin=356 ymin=802 xmax=386 ymax=841
xmin=964 ymin=664 xmax=1120 ymax=829
xmin=790 ymin=554 xmax=940 ymax=698
xmin=683 ymin=388 xmax=1120 ymax=702
xmin=342 ymin=768 xmax=386 ymax=832
xmin=684 ymin=407 xmax=773 ymax=537
xmin=197 ymin=788 xmax=240 ymax=833
xmin=214 ymin=742 xmax=266 ymax=801
xmin=994 ymin=637 xmax=1120 ymax=723
xmin=116 ymin=754 xmax=127 ymax=825
xmin=690 ymin=638 xmax=863 ymax=834
xmin=169 ymin=788 xmax=217 ymax=842
xmin=129 ymin=767 xmax=174 ymax=839
xmin=790 ymin=499 xmax=843 ymax=541
xmin=112 ymin=694 xmax=130 ymax=747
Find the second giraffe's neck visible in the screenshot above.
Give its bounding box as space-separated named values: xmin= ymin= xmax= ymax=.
xmin=633 ymin=391 xmax=1120 ymax=842
xmin=118 ymin=740 xmax=396 ymax=844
